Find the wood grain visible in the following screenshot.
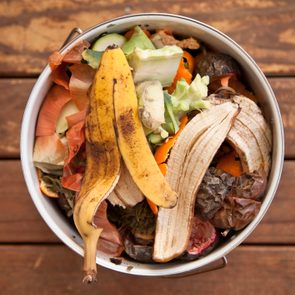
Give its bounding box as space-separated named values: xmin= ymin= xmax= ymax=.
xmin=1 ymin=1 xmax=294 ymax=293
xmin=0 ymin=160 xmax=57 ymax=242
xmin=270 ymin=78 xmax=295 ymax=158
xmin=0 ymin=245 xmax=294 ymax=295
xmin=246 ymin=161 xmax=295 ymax=244
xmin=0 ymin=0 xmax=295 ymax=75
xmin=0 ymin=160 xmax=294 ymax=244
xmin=1 ymin=77 xmax=294 ymax=158
xmin=0 ymin=79 xmax=32 ymax=157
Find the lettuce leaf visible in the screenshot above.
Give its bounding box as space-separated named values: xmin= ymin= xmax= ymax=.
xmin=170 ymin=74 xmax=210 ymax=114
xmin=122 ymin=26 xmax=155 ymax=55
xmin=163 ymin=91 xmax=180 ymax=134
xmin=145 ymin=75 xmax=210 ymax=147
xmin=82 ymin=49 xmax=103 ymax=69
xmin=127 ymin=46 xmax=183 ymax=87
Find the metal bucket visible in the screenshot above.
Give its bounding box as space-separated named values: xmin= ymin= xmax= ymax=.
xmin=20 ymin=13 xmax=284 ymax=277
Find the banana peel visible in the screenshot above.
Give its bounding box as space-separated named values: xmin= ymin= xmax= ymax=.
xmin=153 ymin=103 xmax=239 ymax=262
xmin=74 ymin=47 xmax=177 ymax=282
xmin=112 ymin=48 xmax=177 ymax=209
xmin=209 ymin=94 xmax=272 ymax=175
xmin=73 ymin=48 xmax=121 ymax=283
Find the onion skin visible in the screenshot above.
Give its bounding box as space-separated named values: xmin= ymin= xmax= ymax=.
xmin=35 ymin=85 xmax=71 ymax=137
xmin=33 ymin=133 xmax=66 ymax=166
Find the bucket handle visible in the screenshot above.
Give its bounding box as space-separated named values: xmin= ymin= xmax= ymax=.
xmin=60 ymin=27 xmax=83 ymax=49
xmin=162 ymin=256 xmax=227 ymax=278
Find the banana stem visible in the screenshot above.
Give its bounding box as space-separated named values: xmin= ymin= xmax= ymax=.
xmin=82 ymin=229 xmax=102 ymax=283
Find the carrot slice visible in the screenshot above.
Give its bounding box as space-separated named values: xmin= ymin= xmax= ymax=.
xmin=158 ymin=163 xmax=168 ymax=175
xmin=154 ymin=115 xmax=189 ymax=164
xmin=146 ymin=163 xmax=168 ymax=215
xmin=147 ymin=198 xmax=159 ymax=215
xmin=183 ymin=51 xmax=195 ymax=74
xmin=216 ymin=150 xmax=242 ymax=177
xmin=147 ymin=116 xmax=188 ymax=215
xmin=167 ymin=54 xmax=192 ymax=94
xmin=228 ymin=78 xmax=258 ymax=102
xmin=220 ymin=75 xmax=232 ymax=87
xmin=147 ymin=164 xmax=167 ymax=215
xmin=124 ymin=29 xmax=134 ymax=40
xmin=142 ymin=29 xmax=152 ymax=38
xmin=147 ymin=162 xmax=168 ymax=215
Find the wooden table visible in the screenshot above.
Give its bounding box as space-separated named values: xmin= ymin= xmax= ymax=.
xmin=1 ymin=1 xmax=294 ymax=294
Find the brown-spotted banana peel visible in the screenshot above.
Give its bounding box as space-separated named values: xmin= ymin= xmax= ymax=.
xmin=73 ymin=48 xmax=121 ymax=283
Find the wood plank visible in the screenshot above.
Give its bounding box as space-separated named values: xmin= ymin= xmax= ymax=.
xmin=0 ymin=245 xmax=294 ymax=294
xmin=0 ymin=160 xmax=58 ymax=242
xmin=269 ymin=78 xmax=295 ymax=158
xmin=0 ymin=79 xmax=33 ymax=157
xmin=0 ymin=160 xmax=294 ymax=244
xmin=1 ymin=77 xmax=294 ymax=158
xmin=1 ymin=0 xmax=295 ymax=75
xmin=245 ymin=161 xmax=295 ymax=244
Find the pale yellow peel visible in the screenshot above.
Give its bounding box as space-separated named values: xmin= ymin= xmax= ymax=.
xmin=112 ymin=48 xmax=177 ymax=209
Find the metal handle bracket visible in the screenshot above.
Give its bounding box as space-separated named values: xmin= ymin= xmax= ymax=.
xmin=60 ymin=27 xmax=83 ymax=49
xmin=163 ymin=256 xmax=228 ymax=279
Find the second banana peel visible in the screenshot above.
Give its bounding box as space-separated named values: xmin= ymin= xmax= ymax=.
xmin=153 ymin=103 xmax=240 ymax=262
